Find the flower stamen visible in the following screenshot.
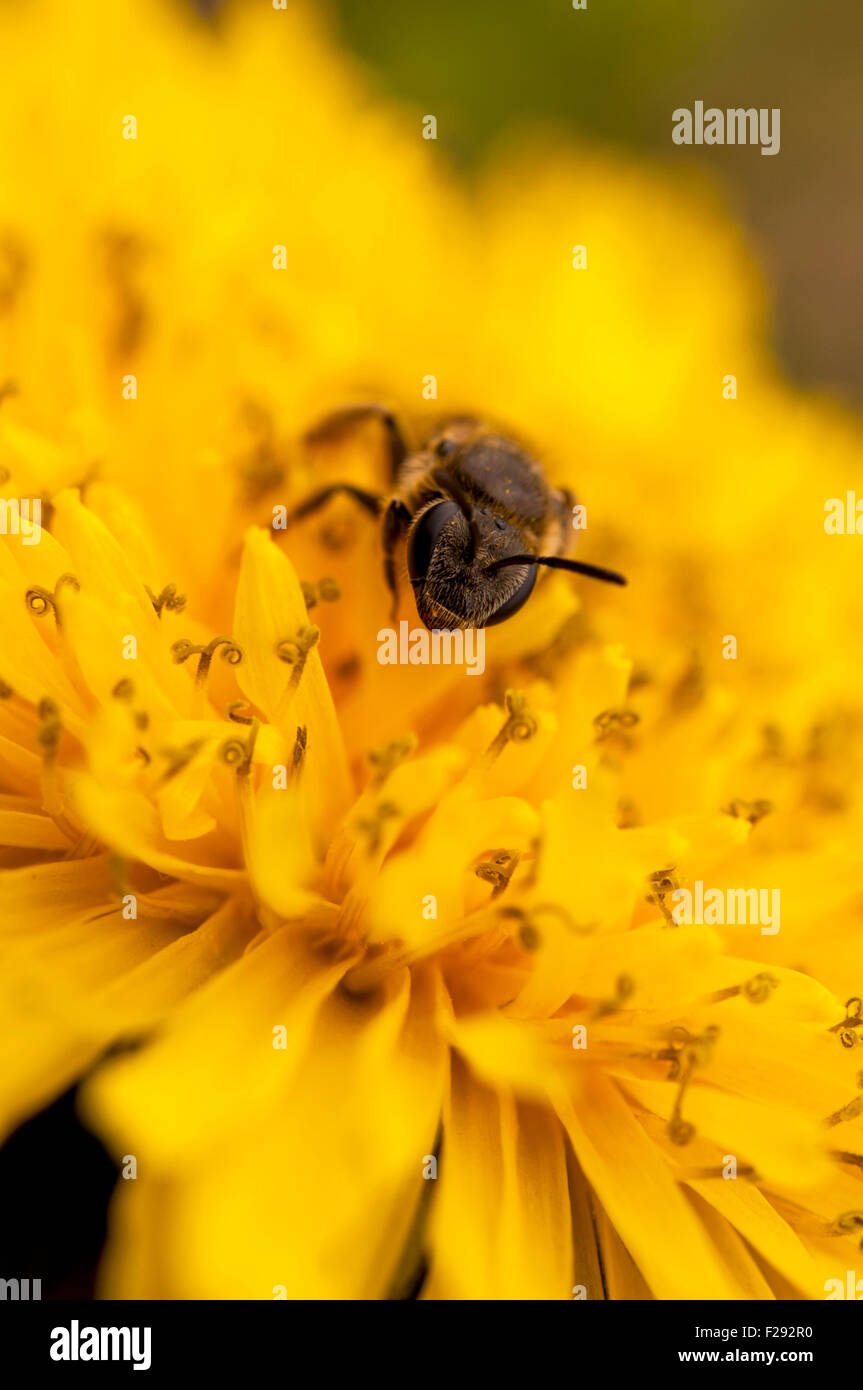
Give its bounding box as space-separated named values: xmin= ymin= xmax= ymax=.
xmin=221 ymin=718 xmax=260 ymax=776
xmin=705 ymin=972 xmax=779 ymax=1005
xmin=227 ymin=700 xmax=254 ymax=724
xmin=355 ymin=800 xmax=399 ymax=855
xmin=646 ymin=1025 xmax=691 ymax=1079
xmin=274 ymin=625 xmax=319 ymax=717
xmin=483 ymin=690 xmax=538 ymax=763
xmin=292 ymin=724 xmax=308 ymax=774
xmin=159 ymin=738 xmax=206 ymax=783
xmin=832 ymin=1151 xmax=863 ymax=1171
xmin=498 ymin=901 xmax=597 ymax=950
xmin=171 ymin=635 xmax=243 ymax=687
xmin=111 ymin=678 xmax=148 ymax=730
xmin=36 ymin=696 xmax=77 ymax=839
xmin=475 ymin=849 xmax=521 ymax=898
xmin=826 ymin=1073 xmax=863 ymax=1128
xmin=646 ymin=866 xmax=680 ymax=927
xmin=145 ymin=583 xmax=186 ymax=617
xmin=36 ymin=696 xmax=62 ymax=759
xmin=662 ymin=1026 xmax=719 ymax=1145
xmin=592 ymin=974 xmax=635 ymax=1019
xmin=830 ymin=997 xmax=863 ymax=1048
xmin=25 ymin=573 xmax=80 ymax=627
xmin=667 ymin=1056 xmax=697 ymax=1146
xmin=831 ymin=1211 xmax=863 ymax=1249
xmin=366 ymin=734 xmax=417 ymax=787
xmin=301 ymin=577 xmax=341 ymax=610
xmin=593 ymin=707 xmax=639 ymax=742
xmin=722 ymin=797 xmax=773 ymax=825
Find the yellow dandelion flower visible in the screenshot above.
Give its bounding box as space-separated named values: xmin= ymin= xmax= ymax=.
xmin=2 ymin=0 xmax=863 ymax=1304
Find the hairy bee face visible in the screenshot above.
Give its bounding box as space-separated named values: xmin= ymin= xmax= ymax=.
xmin=407 ymin=499 xmax=537 ymax=630
xmin=294 ymin=403 xmax=625 ymax=635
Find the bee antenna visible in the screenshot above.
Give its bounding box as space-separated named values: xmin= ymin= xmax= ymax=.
xmin=430 ymin=466 xmax=481 ymax=559
xmin=484 ymin=553 xmax=627 ymax=586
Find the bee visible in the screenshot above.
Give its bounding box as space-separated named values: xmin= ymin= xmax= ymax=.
xmin=289 ymin=402 xmax=625 ymax=630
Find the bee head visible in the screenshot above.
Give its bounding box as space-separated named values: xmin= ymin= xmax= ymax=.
xmin=406 ymin=442 xmax=626 ymax=631
xmin=407 ymin=498 xmax=538 ymax=630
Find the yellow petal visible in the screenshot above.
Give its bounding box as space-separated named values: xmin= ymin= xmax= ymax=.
xmin=619 ymin=1075 xmax=830 ymax=1190
xmin=87 ymin=960 xmax=447 ymax=1298
xmin=425 ymin=1056 xmax=573 ymax=1299
xmin=553 ymin=1071 xmax=746 ymax=1298
xmin=233 ymin=527 xmax=352 ymax=845
xmin=70 ymin=771 xmax=244 ymax=890
xmin=0 ymin=807 xmax=69 ymax=849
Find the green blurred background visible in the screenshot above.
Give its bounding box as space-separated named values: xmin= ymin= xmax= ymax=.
xmin=208 ymin=0 xmax=863 ymax=407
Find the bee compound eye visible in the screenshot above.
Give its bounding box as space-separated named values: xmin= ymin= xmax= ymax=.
xmin=485 ymin=561 xmax=538 ymax=626
xmin=407 ymin=501 xmax=461 ymax=581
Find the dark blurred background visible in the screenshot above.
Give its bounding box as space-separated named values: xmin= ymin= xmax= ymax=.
xmin=291 ymin=0 xmax=863 ymax=407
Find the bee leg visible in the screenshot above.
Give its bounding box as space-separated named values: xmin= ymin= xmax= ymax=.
xmin=382 ymin=498 xmax=411 ymax=621
xmin=285 ymin=483 xmax=384 ymax=523
xmin=304 ymin=403 xmax=409 ymax=484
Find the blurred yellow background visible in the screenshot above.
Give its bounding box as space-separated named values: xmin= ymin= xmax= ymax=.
xmin=318 ymin=0 xmax=863 ymax=406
